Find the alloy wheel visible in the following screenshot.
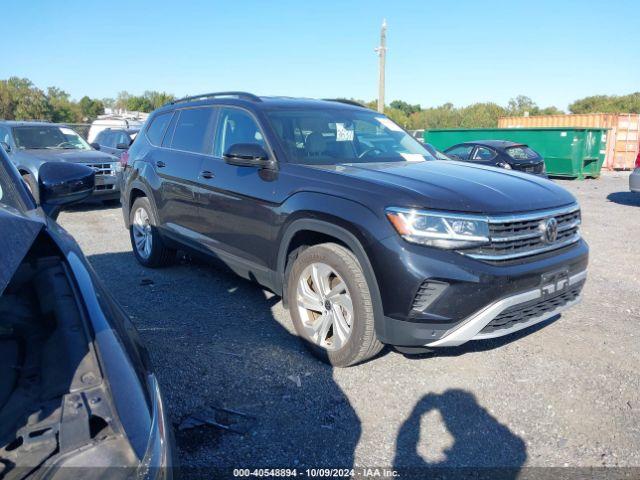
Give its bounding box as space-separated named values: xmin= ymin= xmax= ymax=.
xmin=132 ymin=207 xmax=153 ymax=259
xmin=296 ymin=262 xmax=353 ymax=350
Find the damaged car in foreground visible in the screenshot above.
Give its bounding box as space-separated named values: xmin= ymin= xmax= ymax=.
xmin=0 ymin=148 xmax=173 ymax=479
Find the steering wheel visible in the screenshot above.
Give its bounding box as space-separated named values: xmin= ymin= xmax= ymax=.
xmin=55 ymin=141 xmax=75 ymax=148
xmin=358 ymin=147 xmax=384 ymax=159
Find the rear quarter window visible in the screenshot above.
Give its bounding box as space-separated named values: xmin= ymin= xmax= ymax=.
xmin=146 ymin=111 xmax=173 ymax=146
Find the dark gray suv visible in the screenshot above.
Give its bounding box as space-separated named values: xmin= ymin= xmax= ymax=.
xmin=0 ymin=121 xmax=120 ymax=202
xmin=120 ymin=92 xmax=588 ymax=367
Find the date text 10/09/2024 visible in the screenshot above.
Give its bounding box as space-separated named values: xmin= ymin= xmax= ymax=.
xmin=233 ymin=468 xmax=400 ymax=477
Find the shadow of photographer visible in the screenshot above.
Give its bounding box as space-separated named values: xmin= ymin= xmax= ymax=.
xmin=394 ymin=389 xmax=527 ymax=479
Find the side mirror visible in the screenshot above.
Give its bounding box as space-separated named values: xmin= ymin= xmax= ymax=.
xmin=0 ymin=141 xmax=11 ymax=153
xmin=223 ymin=143 xmax=273 ymax=168
xmin=90 ymin=142 xmax=101 ymax=150
xmin=38 ymin=162 xmax=95 ymax=218
xmin=116 ymin=143 xmax=129 ymax=150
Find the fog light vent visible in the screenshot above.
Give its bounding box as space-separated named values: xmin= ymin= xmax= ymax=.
xmin=411 ymin=281 xmax=448 ymax=312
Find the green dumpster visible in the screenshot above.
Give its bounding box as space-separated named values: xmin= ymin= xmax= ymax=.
xmin=423 ymin=127 xmax=608 ymax=179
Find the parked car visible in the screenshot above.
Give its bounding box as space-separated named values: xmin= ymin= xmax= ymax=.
xmin=0 ymin=121 xmax=120 ymax=203
xmin=0 ymin=147 xmax=173 ymax=477
xmin=444 ymin=140 xmax=547 ymax=176
xmin=92 ymin=128 xmax=139 ymax=156
xmin=629 ymin=150 xmax=640 ymax=192
xmin=87 ymin=116 xmax=146 ymax=144
xmin=423 ymin=142 xmax=453 ymax=161
xmin=120 ymin=92 xmax=588 ymax=367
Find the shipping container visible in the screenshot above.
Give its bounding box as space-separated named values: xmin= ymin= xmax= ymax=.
xmin=422 ymin=128 xmax=607 ymax=179
xmin=498 ymin=113 xmax=640 ymax=170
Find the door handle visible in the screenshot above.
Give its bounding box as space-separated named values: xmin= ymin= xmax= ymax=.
xmin=156 ymin=161 xmax=166 ymax=168
xmin=201 ymin=170 xmax=215 ymax=179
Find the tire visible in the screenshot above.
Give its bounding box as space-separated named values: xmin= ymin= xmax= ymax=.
xmin=129 ymin=196 xmax=175 ymax=267
xmin=287 ymin=242 xmax=383 ymax=367
xmin=22 ymin=173 xmax=38 ymax=203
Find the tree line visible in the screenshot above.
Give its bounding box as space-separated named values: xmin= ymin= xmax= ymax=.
xmin=376 ymin=92 xmax=640 ymax=130
xmin=1 ymin=77 xmax=638 ymax=129
xmin=0 ymin=77 xmax=175 ymax=123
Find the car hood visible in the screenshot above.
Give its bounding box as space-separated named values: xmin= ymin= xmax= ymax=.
xmin=311 ymin=160 xmax=576 ymax=214
xmin=18 ymin=149 xmax=117 ymax=163
xmin=0 ymin=207 xmax=44 ymax=295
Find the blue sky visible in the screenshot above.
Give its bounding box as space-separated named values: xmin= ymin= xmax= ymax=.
xmin=3 ymin=0 xmax=638 ymax=109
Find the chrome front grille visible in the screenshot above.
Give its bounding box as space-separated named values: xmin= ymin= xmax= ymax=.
xmin=85 ymin=163 xmax=116 ymax=176
xmin=464 ymin=205 xmax=581 ymax=261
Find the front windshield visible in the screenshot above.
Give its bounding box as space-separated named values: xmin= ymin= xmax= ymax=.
xmin=266 ymin=108 xmax=435 ymax=164
xmin=12 ymin=125 xmax=92 ymax=151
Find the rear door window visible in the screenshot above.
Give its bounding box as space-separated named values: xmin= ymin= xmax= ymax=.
xmin=471 ymin=146 xmax=497 ymax=161
xmin=146 ymin=112 xmax=173 ymax=146
xmin=171 ymin=108 xmax=217 ymax=154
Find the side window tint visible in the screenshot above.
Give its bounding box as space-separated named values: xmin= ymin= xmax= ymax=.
xmin=100 ymin=131 xmax=114 ymax=147
xmin=146 ymin=112 xmax=173 ymax=146
xmin=161 ymin=112 xmax=179 ymax=148
xmin=446 ymin=145 xmax=473 ymax=160
xmin=115 ymin=132 xmax=130 ymax=146
xmin=215 ymin=108 xmax=265 ymax=157
xmin=171 ymin=108 xmax=216 ymax=154
xmin=472 ymin=147 xmax=496 ymax=161
xmin=0 ymin=127 xmax=9 ymax=145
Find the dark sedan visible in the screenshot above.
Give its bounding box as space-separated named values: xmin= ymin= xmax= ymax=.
xmin=444 ymin=140 xmax=547 ymax=176
xmin=0 ymin=148 xmax=173 ymax=478
xmin=91 ymin=128 xmax=139 ymax=157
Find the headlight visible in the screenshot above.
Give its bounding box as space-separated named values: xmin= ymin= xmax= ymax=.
xmin=386 ymin=208 xmax=490 ymax=248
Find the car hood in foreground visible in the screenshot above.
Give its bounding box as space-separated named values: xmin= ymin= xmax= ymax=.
xmin=17 ymin=148 xmax=117 ymax=163
xmin=312 ymin=160 xmax=576 ymax=214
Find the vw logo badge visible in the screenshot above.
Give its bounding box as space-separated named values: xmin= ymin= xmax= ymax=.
xmin=542 ymin=217 xmax=558 ymax=244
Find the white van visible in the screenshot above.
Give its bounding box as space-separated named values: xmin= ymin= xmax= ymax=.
xmin=87 ymin=115 xmax=147 ymax=143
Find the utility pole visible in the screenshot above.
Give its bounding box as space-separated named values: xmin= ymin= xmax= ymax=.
xmin=375 ymin=19 xmax=387 ymax=113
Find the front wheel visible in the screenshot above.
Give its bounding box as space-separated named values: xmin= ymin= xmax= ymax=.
xmin=287 ymin=243 xmax=383 ymax=367
xmin=129 ymin=197 xmax=175 ymax=267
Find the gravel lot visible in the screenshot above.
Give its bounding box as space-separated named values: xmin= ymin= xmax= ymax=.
xmin=58 ymin=173 xmax=639 ymax=475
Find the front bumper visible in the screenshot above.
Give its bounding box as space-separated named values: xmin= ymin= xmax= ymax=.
xmin=87 ymin=162 xmax=120 ymax=198
xmin=630 ymin=168 xmax=640 ymax=192
xmin=426 ymin=269 xmax=585 ymax=346
xmin=370 ymin=234 xmax=589 ymax=347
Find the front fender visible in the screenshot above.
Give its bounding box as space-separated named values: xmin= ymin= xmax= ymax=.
xmin=274 ymin=193 xmax=393 ymax=340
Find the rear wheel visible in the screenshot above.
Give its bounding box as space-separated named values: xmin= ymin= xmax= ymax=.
xmin=129 ymin=196 xmax=175 ymax=267
xmin=287 ymin=243 xmax=383 ymax=367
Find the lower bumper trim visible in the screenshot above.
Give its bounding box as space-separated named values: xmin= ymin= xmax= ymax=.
xmin=426 ymin=269 xmax=587 ymax=347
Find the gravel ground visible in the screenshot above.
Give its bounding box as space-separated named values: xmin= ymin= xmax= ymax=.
xmin=58 ymin=173 xmax=640 ymax=475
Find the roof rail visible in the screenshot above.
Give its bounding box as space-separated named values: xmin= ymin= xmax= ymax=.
xmin=168 ymin=91 xmax=262 ymax=106
xmin=323 ymin=98 xmax=367 ymax=108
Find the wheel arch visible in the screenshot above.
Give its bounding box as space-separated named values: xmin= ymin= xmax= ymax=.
xmin=277 ymin=218 xmax=386 ymax=339
xmin=124 ymin=180 xmax=158 ymax=228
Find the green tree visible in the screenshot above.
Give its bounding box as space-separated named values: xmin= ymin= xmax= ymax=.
xmin=0 ymin=77 xmax=52 ymax=121
xmin=47 ymin=87 xmax=80 ymax=123
xmin=78 ymin=96 xmax=104 ymax=121
xmin=389 ymin=100 xmax=421 ymax=116
xmin=459 ymin=102 xmax=506 ymax=128
xmin=569 ymin=93 xmax=640 ymax=114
